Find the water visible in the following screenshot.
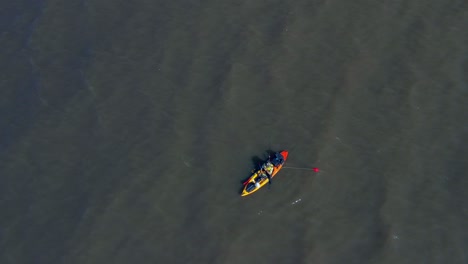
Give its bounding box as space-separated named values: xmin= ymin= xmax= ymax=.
xmin=1 ymin=1 xmax=467 ymax=263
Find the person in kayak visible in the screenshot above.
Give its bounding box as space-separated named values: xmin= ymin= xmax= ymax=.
xmin=254 ymin=173 xmax=264 ymax=188
xmin=262 ymin=162 xmax=274 ymax=176
xmin=258 ymin=169 xmax=272 ymax=185
xmin=259 ymin=170 xmax=268 ymax=179
xmin=247 ymin=169 xmax=271 ymax=191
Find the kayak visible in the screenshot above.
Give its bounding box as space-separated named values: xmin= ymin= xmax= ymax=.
xmin=241 ymin=150 xmax=289 ymax=197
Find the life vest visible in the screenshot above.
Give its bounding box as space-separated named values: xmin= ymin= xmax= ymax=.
xmin=264 ymin=163 xmax=274 ymax=174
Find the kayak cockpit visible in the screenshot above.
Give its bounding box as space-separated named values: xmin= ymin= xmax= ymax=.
xmin=245 ymin=182 xmax=257 ymax=193
xmin=244 ymin=173 xmax=268 ymax=193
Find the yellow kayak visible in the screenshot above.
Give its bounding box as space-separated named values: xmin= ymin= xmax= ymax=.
xmin=241 ymin=150 xmax=289 ymax=197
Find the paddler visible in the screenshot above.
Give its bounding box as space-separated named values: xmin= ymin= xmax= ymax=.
xmin=262 ymin=162 xmax=274 ymax=176
xmin=258 ymin=169 xmax=272 ymax=186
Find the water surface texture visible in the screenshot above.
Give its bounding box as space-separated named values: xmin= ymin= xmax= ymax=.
xmin=1 ymin=1 xmax=467 ymax=264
